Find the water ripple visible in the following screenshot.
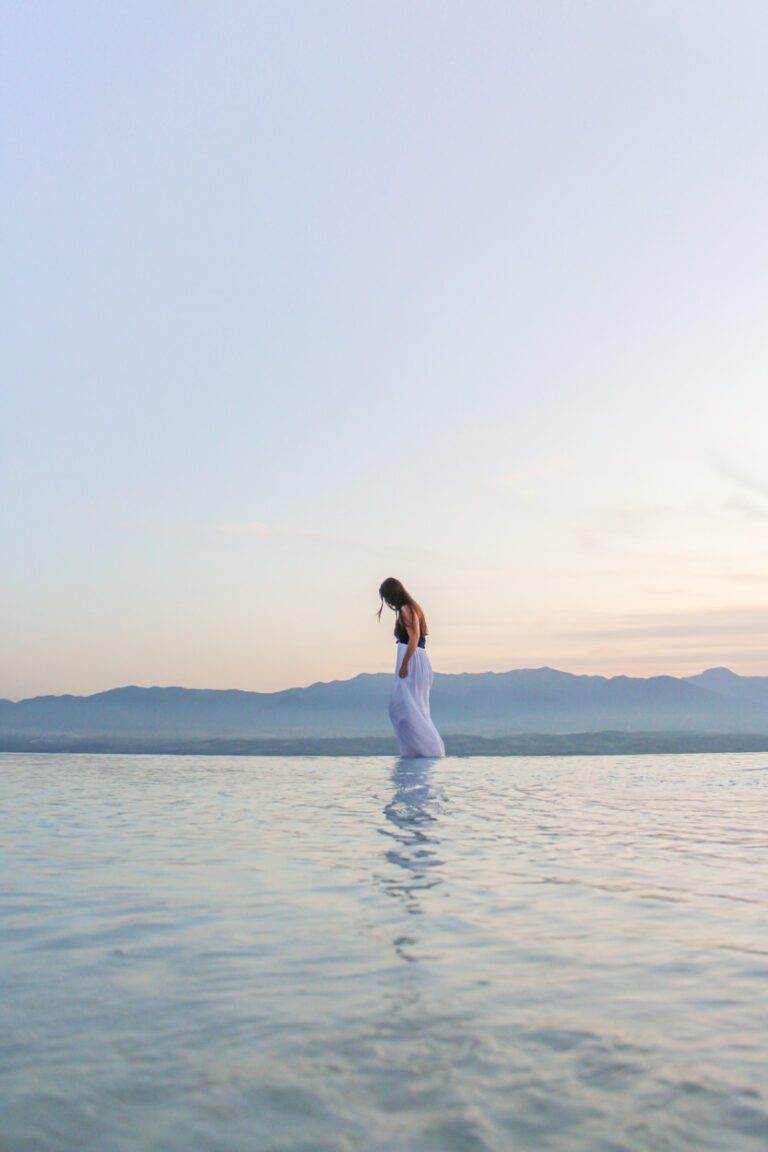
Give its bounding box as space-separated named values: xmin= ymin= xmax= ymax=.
xmin=1 ymin=751 xmax=767 ymax=1150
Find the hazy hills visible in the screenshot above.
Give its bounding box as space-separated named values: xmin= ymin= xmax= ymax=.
xmin=2 ymin=667 xmax=768 ymax=756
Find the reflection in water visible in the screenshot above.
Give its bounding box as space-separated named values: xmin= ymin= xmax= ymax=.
xmin=381 ymin=758 xmax=444 ymax=926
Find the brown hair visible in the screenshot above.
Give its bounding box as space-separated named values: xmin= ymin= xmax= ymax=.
xmin=377 ymin=577 xmax=417 ymax=641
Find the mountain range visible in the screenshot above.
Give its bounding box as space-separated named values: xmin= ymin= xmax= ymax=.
xmin=2 ymin=667 xmax=768 ymax=755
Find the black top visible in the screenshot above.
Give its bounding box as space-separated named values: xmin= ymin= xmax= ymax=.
xmin=395 ymin=611 xmax=427 ymax=647
xmin=396 ymin=633 xmax=426 ymax=648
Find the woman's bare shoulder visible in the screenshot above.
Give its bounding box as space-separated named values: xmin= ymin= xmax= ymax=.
xmin=410 ymin=602 xmax=427 ymax=630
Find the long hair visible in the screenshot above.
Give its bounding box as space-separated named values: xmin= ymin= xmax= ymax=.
xmin=377 ymin=577 xmax=415 ymax=621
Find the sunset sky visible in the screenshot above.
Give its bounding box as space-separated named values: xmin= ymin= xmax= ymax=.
xmin=4 ymin=1 xmax=768 ymax=699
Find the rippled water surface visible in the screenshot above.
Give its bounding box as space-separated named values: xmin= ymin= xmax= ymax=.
xmin=2 ymin=752 xmax=768 ymax=1151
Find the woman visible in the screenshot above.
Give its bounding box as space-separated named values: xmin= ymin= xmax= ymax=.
xmin=378 ymin=577 xmax=445 ymax=759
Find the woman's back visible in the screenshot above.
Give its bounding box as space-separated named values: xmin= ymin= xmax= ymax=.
xmin=395 ymin=602 xmax=428 ymax=643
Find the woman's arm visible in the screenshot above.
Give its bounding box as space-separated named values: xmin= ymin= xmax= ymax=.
xmin=398 ymin=605 xmax=419 ymax=678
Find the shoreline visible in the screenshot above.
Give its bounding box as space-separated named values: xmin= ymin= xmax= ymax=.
xmin=4 ymin=731 xmax=768 ymax=757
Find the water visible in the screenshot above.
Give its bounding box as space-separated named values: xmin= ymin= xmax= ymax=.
xmin=1 ymin=753 xmax=767 ymax=1152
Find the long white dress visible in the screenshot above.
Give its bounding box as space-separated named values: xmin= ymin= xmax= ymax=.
xmin=389 ymin=641 xmax=446 ymax=759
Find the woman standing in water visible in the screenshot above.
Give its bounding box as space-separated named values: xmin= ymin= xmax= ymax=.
xmin=378 ymin=577 xmax=445 ymax=759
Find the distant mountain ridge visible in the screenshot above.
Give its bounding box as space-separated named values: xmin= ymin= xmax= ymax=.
xmin=2 ymin=666 xmax=767 ymax=742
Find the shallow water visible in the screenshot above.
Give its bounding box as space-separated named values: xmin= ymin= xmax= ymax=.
xmin=1 ymin=752 xmax=767 ymax=1152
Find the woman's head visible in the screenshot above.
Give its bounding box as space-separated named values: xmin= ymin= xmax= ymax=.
xmin=377 ymin=577 xmax=413 ymax=619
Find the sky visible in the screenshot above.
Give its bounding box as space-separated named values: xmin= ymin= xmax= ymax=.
xmin=3 ymin=1 xmax=768 ymax=699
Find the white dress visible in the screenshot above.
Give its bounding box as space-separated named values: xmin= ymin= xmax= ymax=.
xmin=389 ymin=640 xmax=446 ymax=759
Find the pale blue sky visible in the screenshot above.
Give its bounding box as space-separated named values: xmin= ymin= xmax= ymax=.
xmin=3 ymin=1 xmax=768 ymax=698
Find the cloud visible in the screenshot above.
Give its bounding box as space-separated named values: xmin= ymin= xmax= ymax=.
xmin=572 ymin=488 xmax=768 ymax=554
xmin=214 ymin=522 xmax=445 ymax=562
xmin=571 ymin=506 xmax=655 ymax=550
xmin=712 ymin=459 xmax=768 ymax=502
xmin=708 ymin=460 xmax=768 ymax=522
xmin=721 ymin=494 xmax=768 ymax=522
xmin=560 ymin=604 xmax=768 ymax=644
xmin=217 ymin=521 xmax=272 ymax=538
